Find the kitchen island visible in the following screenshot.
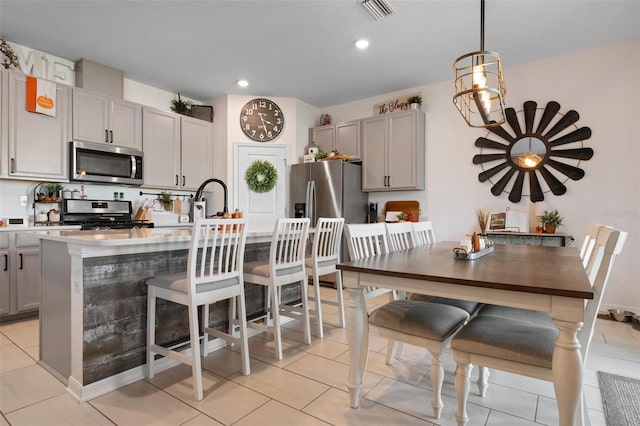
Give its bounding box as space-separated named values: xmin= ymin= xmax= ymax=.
xmin=37 ymin=226 xmax=280 ymax=401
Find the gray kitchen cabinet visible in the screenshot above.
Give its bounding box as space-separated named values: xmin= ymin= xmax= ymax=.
xmin=180 ymin=115 xmax=212 ymax=190
xmin=361 ymin=110 xmax=425 ymax=191
xmin=4 ymin=71 xmax=70 ymax=181
xmin=72 ymin=87 xmax=142 ymax=149
xmin=142 ymin=107 xmax=211 ymax=190
xmin=15 ymin=248 xmax=40 ymax=313
xmin=0 ymin=232 xmax=9 ymax=316
xmin=0 ymin=231 xmax=42 ymax=319
xmin=311 ymin=120 xmax=361 ymax=159
xmin=312 ymin=125 xmax=334 ymax=155
xmin=0 ymin=69 xmax=5 ymax=177
xmin=0 ymin=250 xmax=9 ymax=316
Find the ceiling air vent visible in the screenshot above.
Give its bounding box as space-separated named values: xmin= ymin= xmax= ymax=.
xmin=361 ymin=0 xmax=396 ymax=20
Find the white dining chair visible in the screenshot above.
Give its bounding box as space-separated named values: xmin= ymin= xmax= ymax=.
xmin=472 ymin=221 xmax=607 ymax=394
xmin=385 ymin=222 xmax=416 ymax=252
xmin=243 ymin=217 xmax=311 ymax=360
xmin=305 ymin=217 xmax=345 ymax=338
xmin=411 ymin=220 xmax=436 ymax=246
xmin=344 ymin=223 xmax=394 ymax=304
xmin=580 ymin=223 xmax=604 ymax=272
xmin=146 ymin=218 xmax=249 ymax=401
xmin=345 ymin=222 xmax=472 ymax=419
xmin=451 ymin=226 xmax=627 ymax=426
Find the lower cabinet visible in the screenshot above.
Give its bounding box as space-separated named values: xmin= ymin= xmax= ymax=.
xmin=0 ymin=232 xmax=41 ymax=319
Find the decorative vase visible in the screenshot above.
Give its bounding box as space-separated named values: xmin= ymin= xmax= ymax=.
xmin=410 ymin=103 xmax=419 ymax=110
xmin=544 ymin=224 xmax=557 ymax=234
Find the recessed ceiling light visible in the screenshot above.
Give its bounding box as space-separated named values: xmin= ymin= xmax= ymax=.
xmin=355 ymin=39 xmax=369 ymax=50
xmin=237 ymin=79 xmax=249 ymax=87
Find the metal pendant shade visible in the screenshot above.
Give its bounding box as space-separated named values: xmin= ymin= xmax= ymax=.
xmin=453 ymin=0 xmax=507 ymax=128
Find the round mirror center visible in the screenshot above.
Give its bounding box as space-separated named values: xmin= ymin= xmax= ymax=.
xmin=510 ymin=136 xmax=547 ymax=169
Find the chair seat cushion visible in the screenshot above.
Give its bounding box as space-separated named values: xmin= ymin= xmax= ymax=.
xmin=147 ymin=272 xmax=239 ymax=294
xmin=243 ymin=261 xmax=303 ymax=278
xmin=304 ymin=257 xmax=338 ymax=270
xmin=451 ymin=315 xmax=558 ymax=368
xmin=478 ymin=304 xmax=555 ymax=327
xmin=408 ymin=294 xmax=482 ymax=315
xmin=369 ymin=300 xmax=469 ymax=342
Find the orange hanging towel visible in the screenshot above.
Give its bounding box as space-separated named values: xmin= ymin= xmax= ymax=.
xmin=26 ymin=75 xmax=56 ymax=117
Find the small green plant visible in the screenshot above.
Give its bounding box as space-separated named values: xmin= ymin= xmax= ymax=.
xmin=157 ymin=192 xmax=173 ymax=211
xmin=541 ymin=210 xmax=563 ymax=226
xmin=315 ymin=150 xmax=327 ymax=160
xmin=44 ymin=183 xmax=64 ymax=194
xmin=170 ymin=93 xmax=190 ymax=115
xmin=407 ymin=95 xmax=422 ymax=105
xmin=396 ymin=212 xmax=408 ymax=221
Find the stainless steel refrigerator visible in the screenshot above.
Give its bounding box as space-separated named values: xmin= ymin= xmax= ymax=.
xmin=290 ymin=160 xmax=368 ymax=265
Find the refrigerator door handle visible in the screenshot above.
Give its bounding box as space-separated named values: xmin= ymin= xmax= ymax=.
xmin=309 ymin=180 xmax=316 ymax=224
xmin=305 ymin=180 xmax=315 ymax=223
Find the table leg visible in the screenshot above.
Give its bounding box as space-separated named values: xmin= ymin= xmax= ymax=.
xmin=553 ymin=318 xmax=584 ymax=426
xmin=346 ymin=287 xmax=368 ymax=408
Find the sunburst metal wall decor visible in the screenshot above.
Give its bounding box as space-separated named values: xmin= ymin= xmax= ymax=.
xmin=473 ymin=100 xmax=593 ymax=203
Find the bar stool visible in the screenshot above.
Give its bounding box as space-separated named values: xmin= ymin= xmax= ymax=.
xmin=146 ymin=218 xmax=249 ymax=401
xmin=306 ymin=217 xmax=345 ymax=338
xmin=244 ymin=217 xmax=311 ymax=360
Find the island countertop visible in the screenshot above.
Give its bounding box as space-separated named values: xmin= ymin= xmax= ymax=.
xmin=35 ymin=226 xmax=274 ymax=246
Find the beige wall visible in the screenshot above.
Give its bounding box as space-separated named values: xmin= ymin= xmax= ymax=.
xmin=319 ymin=39 xmax=640 ymax=313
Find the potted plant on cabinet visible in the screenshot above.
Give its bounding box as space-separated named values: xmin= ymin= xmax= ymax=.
xmin=541 ymin=210 xmax=563 ymax=234
xmin=170 ymin=93 xmax=191 ymax=116
xmin=407 ymin=95 xmax=422 ymax=110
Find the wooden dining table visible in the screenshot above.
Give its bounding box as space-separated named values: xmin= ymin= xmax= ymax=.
xmin=337 ymin=241 xmax=594 ymax=426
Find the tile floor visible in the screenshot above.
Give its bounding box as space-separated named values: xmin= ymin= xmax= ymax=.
xmin=1 ymin=287 xmax=639 ymax=426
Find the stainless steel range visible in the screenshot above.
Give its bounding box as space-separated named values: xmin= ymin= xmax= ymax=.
xmin=62 ymin=199 xmax=154 ymax=230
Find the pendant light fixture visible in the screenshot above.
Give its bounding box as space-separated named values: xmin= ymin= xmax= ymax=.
xmin=453 ymin=0 xmax=507 ymax=128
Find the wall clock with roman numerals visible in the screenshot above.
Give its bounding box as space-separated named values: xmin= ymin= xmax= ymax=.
xmin=239 ymin=98 xmax=284 ymax=142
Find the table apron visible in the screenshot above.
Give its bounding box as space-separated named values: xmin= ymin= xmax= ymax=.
xmin=342 ymin=270 xmax=585 ymax=323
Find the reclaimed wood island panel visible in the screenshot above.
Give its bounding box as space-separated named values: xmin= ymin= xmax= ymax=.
xmin=37 ymin=227 xmax=291 ymax=402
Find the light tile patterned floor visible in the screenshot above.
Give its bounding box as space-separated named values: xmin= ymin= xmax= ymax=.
xmin=1 ymin=286 xmax=639 ymax=426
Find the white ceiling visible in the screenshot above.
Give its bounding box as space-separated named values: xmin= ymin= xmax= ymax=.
xmin=1 ymin=0 xmax=638 ymax=108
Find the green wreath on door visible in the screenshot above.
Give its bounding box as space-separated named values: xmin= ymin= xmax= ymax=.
xmin=245 ymin=160 xmax=278 ymax=193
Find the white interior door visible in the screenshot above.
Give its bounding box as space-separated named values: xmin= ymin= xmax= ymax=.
xmin=235 ymin=144 xmax=289 ymax=230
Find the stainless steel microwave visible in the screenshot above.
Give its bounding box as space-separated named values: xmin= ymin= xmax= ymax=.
xmin=69 ymin=140 xmax=144 ymax=185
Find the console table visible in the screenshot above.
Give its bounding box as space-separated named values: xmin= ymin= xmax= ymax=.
xmin=486 ymin=231 xmax=573 ymax=247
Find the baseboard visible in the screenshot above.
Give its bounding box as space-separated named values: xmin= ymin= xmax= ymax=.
xmin=63 ymin=336 xmax=233 ymax=401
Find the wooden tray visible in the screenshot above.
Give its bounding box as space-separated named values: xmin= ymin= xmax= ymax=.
xmin=384 ymin=200 xmax=420 ymax=222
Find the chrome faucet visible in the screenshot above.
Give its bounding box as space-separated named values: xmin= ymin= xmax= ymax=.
xmin=193 ymin=178 xmax=228 ymax=217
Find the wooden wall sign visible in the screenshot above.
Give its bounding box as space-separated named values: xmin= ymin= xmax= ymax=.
xmin=373 ymin=92 xmax=422 ymax=116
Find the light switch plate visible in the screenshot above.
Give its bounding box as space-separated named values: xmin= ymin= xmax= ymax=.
xmin=19 ymin=195 xmax=28 ymax=207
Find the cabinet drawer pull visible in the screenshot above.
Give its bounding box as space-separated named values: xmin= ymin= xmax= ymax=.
xmin=105 ymin=129 xmax=109 ymax=143
xmin=3 ymin=254 xmax=7 ymax=272
xmin=10 ymin=158 xmax=15 ymax=174
xmin=175 ymin=175 xmax=179 ymax=186
xmin=110 ymin=130 xmax=114 ymax=143
xmin=19 ymin=253 xmax=23 ymax=270
xmin=182 ymin=176 xmax=185 ymax=187
xmin=387 ymin=175 xmax=391 ymax=187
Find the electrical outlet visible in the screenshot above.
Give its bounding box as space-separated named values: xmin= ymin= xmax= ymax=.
xmin=19 ymin=195 xmax=28 ymax=207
